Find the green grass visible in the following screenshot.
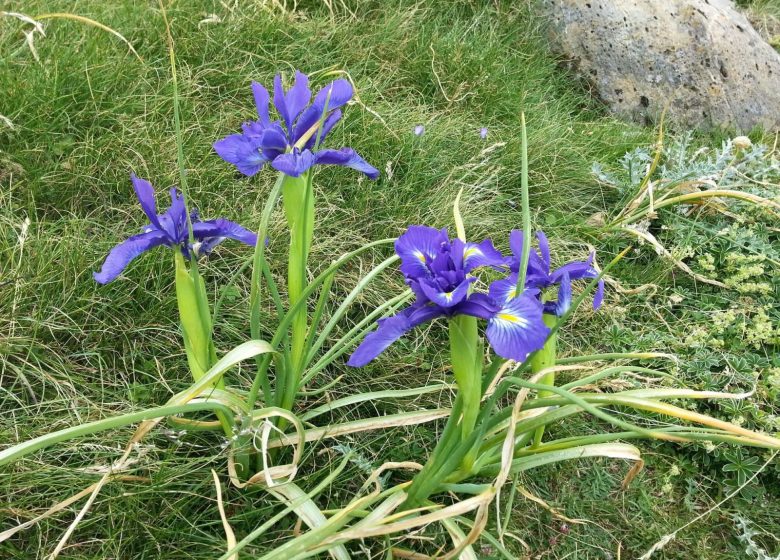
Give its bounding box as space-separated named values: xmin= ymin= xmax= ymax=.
xmin=1 ymin=1 xmax=778 ymax=558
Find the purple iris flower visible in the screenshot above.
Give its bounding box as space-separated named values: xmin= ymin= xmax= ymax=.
xmin=93 ymin=173 xmax=257 ymax=284
xmin=213 ymin=70 xmax=379 ymax=179
xmin=347 ymin=226 xmax=549 ymax=367
xmin=490 ymin=230 xmax=603 ymax=317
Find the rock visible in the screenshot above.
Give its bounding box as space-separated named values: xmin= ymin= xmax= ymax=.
xmin=541 ymin=0 xmax=780 ymax=131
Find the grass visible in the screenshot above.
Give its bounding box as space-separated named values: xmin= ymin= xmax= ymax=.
xmin=1 ymin=1 xmax=778 ymax=558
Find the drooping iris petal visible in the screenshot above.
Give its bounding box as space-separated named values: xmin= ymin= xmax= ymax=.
xmin=214 ymin=134 xmax=267 ymax=177
xmin=459 ymin=239 xmax=504 ymax=272
xmin=347 ymin=305 xmax=445 ymax=367
xmin=192 ymin=218 xmax=258 ymax=254
xmin=455 ymin=293 xmax=501 ymax=320
xmin=419 ymin=276 xmax=473 ymax=308
xmin=559 ymin=272 xmax=572 ymax=314
xmin=485 ymin=291 xmax=549 ymax=361
xmin=251 ymin=81 xmax=271 ymax=127
xmin=313 ymin=147 xmax=380 ymax=179
xmin=270 ymin=148 xmax=317 ymax=177
xmin=544 ymin=271 xmax=571 ymax=316
xmin=549 ymin=254 xmax=603 ymax=310
xmin=93 ymin=230 xmax=169 ymax=284
xmin=395 ymin=226 xmax=449 ymax=279
xmin=593 ymin=277 xmax=604 ymax=309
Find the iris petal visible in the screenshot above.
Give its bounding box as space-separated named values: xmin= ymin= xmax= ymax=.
xmin=419 ymin=277 xmax=473 ymax=308
xmin=458 ymin=239 xmax=505 ymax=272
xmin=214 ymin=134 xmax=267 ymax=177
xmin=242 ymin=120 xmax=265 ymax=138
xmin=488 ymin=275 xmax=520 ymax=303
xmin=536 ymin=231 xmax=550 ymax=270
xmin=395 ymin=225 xmax=449 ymax=279
xmin=93 ymin=230 xmax=169 ymax=284
xmin=549 ymin=255 xmax=603 ymax=310
xmin=259 ymin=126 xmax=289 ymax=152
xmin=163 ymin=188 xmax=189 ymax=243
xmin=270 ymin=148 xmax=316 ymax=177
xmin=455 ymin=293 xmax=501 ymax=320
xmin=313 ymin=78 xmax=353 ymax=111
xmin=313 ymin=147 xmax=380 ymax=179
xmin=347 ymin=305 xmax=444 ymax=367
xmin=549 ymin=259 xmax=596 ymax=283
xmin=274 ymin=71 xmax=311 ymax=132
xmin=131 ymin=173 xmax=163 ymax=231
xmin=593 ymin=278 xmax=604 ymax=309
xmin=192 ymin=219 xmax=258 ymax=254
xmin=486 ymin=291 xmax=549 ymax=362
xmin=544 ymin=271 xmax=571 ymax=316
xmin=285 ymin=70 xmax=312 ymax=127
xmin=508 ymin=229 xmax=549 ymax=280
xmin=293 ymin=79 xmax=352 ymax=142
xmin=304 ymin=109 xmax=342 ymax=150
xmin=251 ymin=81 xmax=271 ymax=127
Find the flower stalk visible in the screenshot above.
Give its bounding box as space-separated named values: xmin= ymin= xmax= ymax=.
xmin=279 ymin=172 xmax=315 ymax=415
xmin=531 ymin=312 xmax=558 ymax=447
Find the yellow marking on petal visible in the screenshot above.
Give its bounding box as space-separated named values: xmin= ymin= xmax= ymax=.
xmin=464 ymin=246 xmax=482 ymax=260
xmin=498 ymin=312 xmax=528 ymax=328
xmin=414 ymin=250 xmax=426 ymax=263
xmin=444 ymin=291 xmax=454 ymax=302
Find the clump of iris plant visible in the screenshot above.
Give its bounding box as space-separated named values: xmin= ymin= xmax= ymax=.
xmin=347 ymin=219 xmax=611 ymax=508
xmin=92 ymin=172 xmax=258 ymax=459
xmin=211 ymin=70 xmax=383 ymax=431
xmin=94 ymin=173 xmax=257 ymax=283
xmin=213 ymin=70 xmax=379 ymax=179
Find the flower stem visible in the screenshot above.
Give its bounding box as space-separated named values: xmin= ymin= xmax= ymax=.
xmin=278 ymin=173 xmax=314 ymax=418
xmin=401 ymin=316 xmax=483 ymax=509
xmin=531 ymin=312 xmax=558 ymax=447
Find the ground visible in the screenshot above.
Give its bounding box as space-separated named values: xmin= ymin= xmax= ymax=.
xmin=1 ymin=1 xmax=778 ymax=559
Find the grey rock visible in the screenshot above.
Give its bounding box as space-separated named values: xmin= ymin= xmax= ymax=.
xmin=542 ymin=0 xmax=780 ymax=131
